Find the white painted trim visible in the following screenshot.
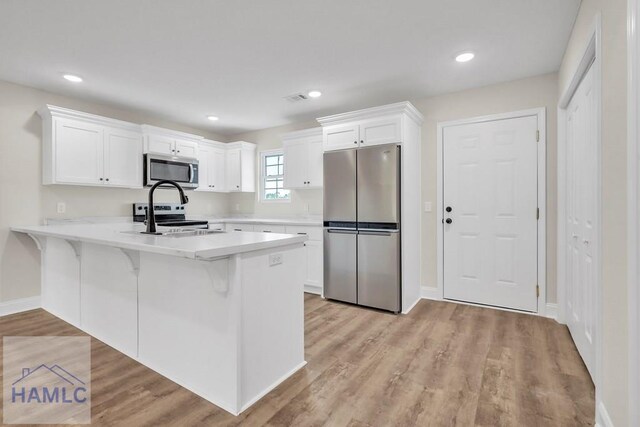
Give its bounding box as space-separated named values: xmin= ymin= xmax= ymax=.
xmin=420 ymin=286 xmax=441 ymax=301
xmin=628 ymin=0 xmax=640 ymax=424
xmin=303 ymin=284 xmax=322 ymax=295
xmin=545 ymin=303 xmax=558 ymax=321
xmin=557 ymin=13 xmax=603 ymax=422
xmin=401 ymin=296 xmax=421 ymax=314
xmin=436 ymin=108 xmax=547 ymax=316
xmin=37 ymin=104 xmax=142 ymax=132
xmin=239 ymin=360 xmax=307 ymax=413
xmin=140 ymin=124 xmax=204 ymax=142
xmin=317 ymin=101 xmax=424 ymax=126
xmin=596 ymin=400 xmax=614 ymax=427
xmin=0 ymin=296 xmax=41 ymax=317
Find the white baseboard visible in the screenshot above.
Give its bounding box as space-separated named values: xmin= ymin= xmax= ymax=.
xmin=240 ymin=360 xmax=307 ymax=413
xmin=304 ymin=284 xmax=322 ymax=296
xmin=545 ymin=303 xmax=558 ymax=320
xmin=420 ymin=286 xmax=441 ymax=301
xmin=0 ymin=296 xmax=41 ymax=317
xmin=596 ymin=400 xmax=614 ymax=427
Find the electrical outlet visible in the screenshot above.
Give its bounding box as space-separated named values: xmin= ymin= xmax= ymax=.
xmin=269 ymin=253 xmax=283 ymax=266
xmin=424 ymin=202 xmax=432 ymax=212
xmin=57 ymin=202 xmax=66 ymax=214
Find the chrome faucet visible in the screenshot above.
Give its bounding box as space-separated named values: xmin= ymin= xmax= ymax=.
xmin=142 ymin=180 xmax=189 ymax=234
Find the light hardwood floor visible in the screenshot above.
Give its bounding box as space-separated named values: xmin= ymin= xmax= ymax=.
xmin=0 ymin=295 xmax=594 ymax=426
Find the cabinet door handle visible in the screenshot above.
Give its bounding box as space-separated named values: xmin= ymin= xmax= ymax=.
xmin=353 ymin=141 xmax=358 ymax=144
xmin=99 ymin=178 xmax=103 ymax=181
xmin=360 ymin=140 xmax=364 ymax=144
xmin=106 ymin=178 xmax=109 ymax=182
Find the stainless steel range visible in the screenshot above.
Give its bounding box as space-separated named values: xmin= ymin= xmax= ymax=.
xmin=132 ymin=203 xmax=209 ymax=229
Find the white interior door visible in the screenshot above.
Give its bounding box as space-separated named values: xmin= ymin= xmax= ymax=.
xmin=565 ymin=63 xmax=597 ymax=378
xmin=443 ymin=115 xmax=539 ymax=312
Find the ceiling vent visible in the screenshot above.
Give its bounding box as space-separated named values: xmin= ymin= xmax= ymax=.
xmin=284 ymin=93 xmax=308 ymax=103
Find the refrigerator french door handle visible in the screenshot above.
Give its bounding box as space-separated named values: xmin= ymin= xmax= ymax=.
xmin=327 ymin=229 xmax=358 ymax=234
xmin=358 ymin=229 xmax=400 ymax=234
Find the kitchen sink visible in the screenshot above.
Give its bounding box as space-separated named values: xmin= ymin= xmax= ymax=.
xmin=163 ymin=229 xmax=226 ymax=238
xmin=122 ymin=229 xmax=226 ymax=237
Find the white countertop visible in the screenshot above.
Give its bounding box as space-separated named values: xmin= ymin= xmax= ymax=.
xmin=11 ymin=222 xmax=307 ymax=260
xmin=204 ymin=216 xmax=323 ymax=226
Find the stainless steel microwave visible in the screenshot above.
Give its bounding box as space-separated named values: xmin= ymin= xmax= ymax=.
xmin=144 ymin=154 xmax=199 ymax=188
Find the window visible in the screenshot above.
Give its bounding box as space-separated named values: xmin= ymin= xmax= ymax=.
xmin=260 ymin=150 xmax=290 ymax=202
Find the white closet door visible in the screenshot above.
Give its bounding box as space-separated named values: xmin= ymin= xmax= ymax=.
xmin=443 ymin=115 xmax=538 ymax=312
xmin=565 ymin=64 xmax=597 ymax=377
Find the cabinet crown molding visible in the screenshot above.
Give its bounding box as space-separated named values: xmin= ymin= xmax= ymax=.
xmin=316 ymin=101 xmax=424 ymax=126
xmin=226 ymin=141 xmax=256 ymax=150
xmin=37 ymin=105 xmax=141 ymax=132
xmin=281 ymin=127 xmax=323 ymax=142
xmin=201 ymin=139 xmax=227 ymax=149
xmin=140 ymin=124 xmax=204 ymax=142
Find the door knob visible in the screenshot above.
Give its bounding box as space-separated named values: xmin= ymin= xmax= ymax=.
xmin=446 ymin=206 xmax=452 ymax=213
xmin=445 ymin=218 xmax=453 ymax=224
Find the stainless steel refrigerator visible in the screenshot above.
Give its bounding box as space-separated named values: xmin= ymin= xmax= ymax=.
xmin=323 ymin=143 xmax=401 ymax=313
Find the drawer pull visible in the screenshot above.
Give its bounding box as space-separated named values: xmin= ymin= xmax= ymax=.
xmin=297 ymin=232 xmax=307 ymax=235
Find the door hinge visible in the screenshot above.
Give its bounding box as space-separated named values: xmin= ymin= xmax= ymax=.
xmin=536 ymin=130 xmax=540 ymax=142
xmin=536 ymin=284 xmax=540 ymax=298
xmin=537 ymin=208 xmax=540 ymax=220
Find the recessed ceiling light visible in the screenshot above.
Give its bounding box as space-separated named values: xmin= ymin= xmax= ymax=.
xmin=455 ymin=52 xmax=475 ymax=63
xmin=207 ymin=115 xmax=219 ymax=121
xmin=308 ymin=90 xmax=322 ymax=98
xmin=63 ymin=74 xmax=83 ymax=83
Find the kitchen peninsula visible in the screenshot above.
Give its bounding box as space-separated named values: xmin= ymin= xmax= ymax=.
xmin=11 ymin=222 xmax=307 ymax=415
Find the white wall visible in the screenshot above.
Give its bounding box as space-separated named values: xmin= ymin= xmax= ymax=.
xmin=413 ymin=73 xmax=559 ymax=300
xmin=0 ymin=80 xmax=229 ymax=302
xmin=558 ymin=0 xmax=629 ymax=424
xmin=228 ymin=73 xmax=559 ymax=303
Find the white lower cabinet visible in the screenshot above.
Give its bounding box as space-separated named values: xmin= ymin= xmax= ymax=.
xmin=221 ymin=222 xmax=323 ymax=294
xmin=285 ymin=225 xmax=323 ymax=294
xmin=226 ymin=223 xmax=255 ymax=232
xmin=255 ymin=224 xmax=286 ymax=233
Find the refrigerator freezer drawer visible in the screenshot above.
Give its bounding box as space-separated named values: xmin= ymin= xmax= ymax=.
xmin=323 ymin=229 xmax=357 ymax=304
xmin=357 ymin=231 xmax=401 ymax=312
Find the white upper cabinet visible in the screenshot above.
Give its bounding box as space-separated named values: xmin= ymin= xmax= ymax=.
xmin=225 ymin=142 xmax=256 ymax=192
xmin=175 ymin=140 xmax=199 ymax=158
xmin=282 ymin=127 xmax=323 ymax=189
xmin=317 ymin=102 xmax=422 ymax=151
xmin=39 ymin=105 xmax=143 ymax=188
xmin=211 ymin=148 xmax=226 ymax=191
xmin=197 ymin=140 xmax=227 ymax=192
xmin=141 ymin=125 xmax=202 ymax=159
xmin=323 ymin=123 xmax=360 ymax=151
xmin=146 ymin=134 xmax=175 ymax=156
xmin=360 ymin=117 xmax=402 ymax=146
xmin=104 ymin=127 xmax=143 ymax=187
xmin=54 ymin=118 xmax=104 ymax=185
xmin=197 ymin=145 xmax=211 ymax=191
